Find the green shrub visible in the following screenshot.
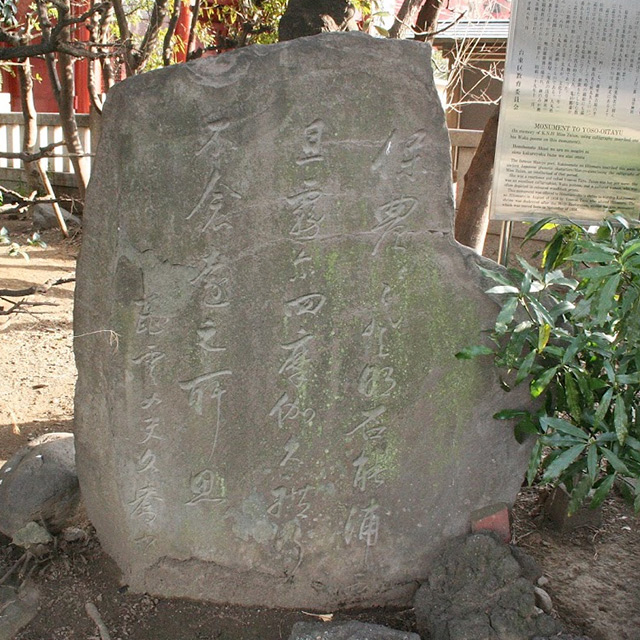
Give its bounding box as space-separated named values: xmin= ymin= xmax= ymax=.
xmin=458 ymin=215 xmax=640 ymax=514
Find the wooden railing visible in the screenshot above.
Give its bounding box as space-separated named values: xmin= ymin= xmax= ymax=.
xmin=0 ymin=112 xmax=91 ymax=189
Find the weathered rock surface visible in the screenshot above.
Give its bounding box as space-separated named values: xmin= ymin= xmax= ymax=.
xmin=533 ymin=586 xmax=553 ymax=614
xmin=0 ymin=433 xmax=81 ymax=537
xmin=11 ymin=521 xmax=53 ymax=548
xmin=30 ymin=203 xmax=81 ymax=231
xmin=0 ymin=584 xmax=40 ymax=640
xmin=414 ymin=533 xmax=562 ymax=640
xmin=75 ymin=32 xmax=533 ymax=609
xmin=288 ymin=621 xmax=419 ymax=640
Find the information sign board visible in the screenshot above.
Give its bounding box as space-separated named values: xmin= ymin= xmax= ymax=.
xmin=491 ymin=0 xmax=640 ymax=223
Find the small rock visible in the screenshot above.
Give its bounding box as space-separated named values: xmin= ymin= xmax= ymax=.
xmin=62 ymin=526 xmax=87 ymax=543
xmin=544 ymin=484 xmax=602 ymax=532
xmin=510 ymin=545 xmax=542 ymax=582
xmin=288 ymin=621 xmax=420 ymax=640
xmin=11 ymin=521 xmax=53 ymax=548
xmin=0 ymin=433 xmax=83 ymax=537
xmin=414 ymin=533 xmax=561 ymax=640
xmin=30 ymin=202 xmax=81 ymax=231
xmin=534 ymin=586 xmax=553 ymax=614
xmin=537 ymin=576 xmax=549 ymax=587
xmin=528 ymin=532 xmax=543 ymax=544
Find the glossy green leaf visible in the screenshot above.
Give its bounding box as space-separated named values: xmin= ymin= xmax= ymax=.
xmin=530 ymin=366 xmax=559 ymax=398
xmin=527 ymin=439 xmax=543 ymax=486
xmin=564 ymin=371 xmax=581 ymax=420
xmin=568 ymin=475 xmax=593 ymax=516
xmin=545 ymin=270 xmax=578 ymax=288
xmin=566 ymin=248 xmax=617 ymax=263
xmin=542 ymin=233 xmax=565 ymax=271
xmin=517 ymin=256 xmax=542 ymax=280
xmin=496 ymin=296 xmax=519 ymax=332
xmin=493 ymin=409 xmax=531 ymax=420
xmin=455 ymin=345 xmax=494 ymax=360
xmin=540 ymin=416 xmax=589 ymax=440
xmin=575 ymin=373 xmax=595 ymax=407
xmin=561 ymin=336 xmax=583 ymax=365
xmin=522 ymin=217 xmax=559 ymax=242
xmin=624 ymin=436 xmax=640 ymax=453
xmin=614 ymin=394 xmax=629 ymax=445
xmin=549 ymin=301 xmax=575 ymax=319
xmin=599 ymin=447 xmax=630 ymax=475
xmin=542 ymin=444 xmax=586 ymax=483
xmin=486 ymin=285 xmax=520 ymax=295
xmin=478 ymin=266 xmax=513 ymax=285
xmin=541 ymin=434 xmax=589 ymax=447
xmin=515 ymin=349 xmax=537 ymax=385
xmin=576 ymin=264 xmax=620 ymax=280
xmin=595 ymin=273 xmax=621 ymax=324
xmin=594 ymin=387 xmax=614 ymax=425
xmin=514 ymin=320 xmax=533 ymax=333
xmin=620 ymin=240 xmax=640 ymax=261
xmin=587 ymin=443 xmax=598 ymax=481
xmin=590 ymin=473 xmax=616 ymax=509
xmin=538 ymin=323 xmax=551 ymax=351
xmin=525 ymin=296 xmax=554 ymax=326
xmin=616 ymin=373 xmax=640 ymax=385
xmin=515 ymin=418 xmax=540 ymax=444
xmin=602 ymin=361 xmax=616 ymax=384
xmin=595 ymin=432 xmax=619 ymax=444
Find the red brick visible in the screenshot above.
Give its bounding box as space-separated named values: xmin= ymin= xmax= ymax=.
xmin=471 ymin=502 xmax=511 ymax=542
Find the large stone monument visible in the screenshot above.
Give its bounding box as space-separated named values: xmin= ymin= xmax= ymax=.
xmin=74 ymin=32 xmax=531 ymax=609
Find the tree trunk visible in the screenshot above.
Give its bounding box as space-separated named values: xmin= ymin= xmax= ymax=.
xmin=454 ymin=104 xmax=500 ymax=253
xmin=111 ymin=0 xmax=135 ymax=75
xmin=17 ymin=60 xmax=44 ymax=193
xmin=415 ymin=0 xmax=444 ymax=41
xmin=37 ymin=0 xmax=90 ymax=199
xmin=56 ymin=48 xmax=91 ymax=199
xmin=186 ymin=0 xmax=202 ymax=59
xmin=163 ymin=0 xmax=182 ymax=66
xmin=278 ymin=0 xmax=352 ymax=41
xmin=135 ymin=0 xmax=169 ymax=72
xmin=388 ymin=0 xmax=426 ymax=39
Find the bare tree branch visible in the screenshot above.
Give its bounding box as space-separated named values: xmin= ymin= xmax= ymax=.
xmin=163 ymin=0 xmax=182 ymax=66
xmin=0 ymin=141 xmax=65 ymax=162
xmin=0 ymin=276 xmax=76 ymax=299
xmin=388 ymin=0 xmax=426 ymax=39
xmin=134 ymin=0 xmax=169 ymax=71
xmin=111 ymin=0 xmax=135 ymax=74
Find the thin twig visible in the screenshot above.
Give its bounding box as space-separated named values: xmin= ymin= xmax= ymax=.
xmin=0 ymin=141 xmax=65 ymax=162
xmin=0 ymin=552 xmax=28 ymax=586
xmin=86 ymin=602 xmax=112 ymax=640
xmin=0 ymin=299 xmax=59 ymax=316
xmin=0 ymin=276 xmax=75 ymax=298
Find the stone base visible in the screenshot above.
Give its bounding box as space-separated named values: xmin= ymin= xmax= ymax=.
xmin=544 ymin=485 xmax=602 ymax=532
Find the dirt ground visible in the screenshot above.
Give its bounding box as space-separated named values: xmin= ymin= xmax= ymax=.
xmin=0 ymin=218 xmax=639 ymax=640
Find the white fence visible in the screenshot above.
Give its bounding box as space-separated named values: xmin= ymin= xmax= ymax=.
xmin=0 ymin=112 xmax=91 ymax=189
